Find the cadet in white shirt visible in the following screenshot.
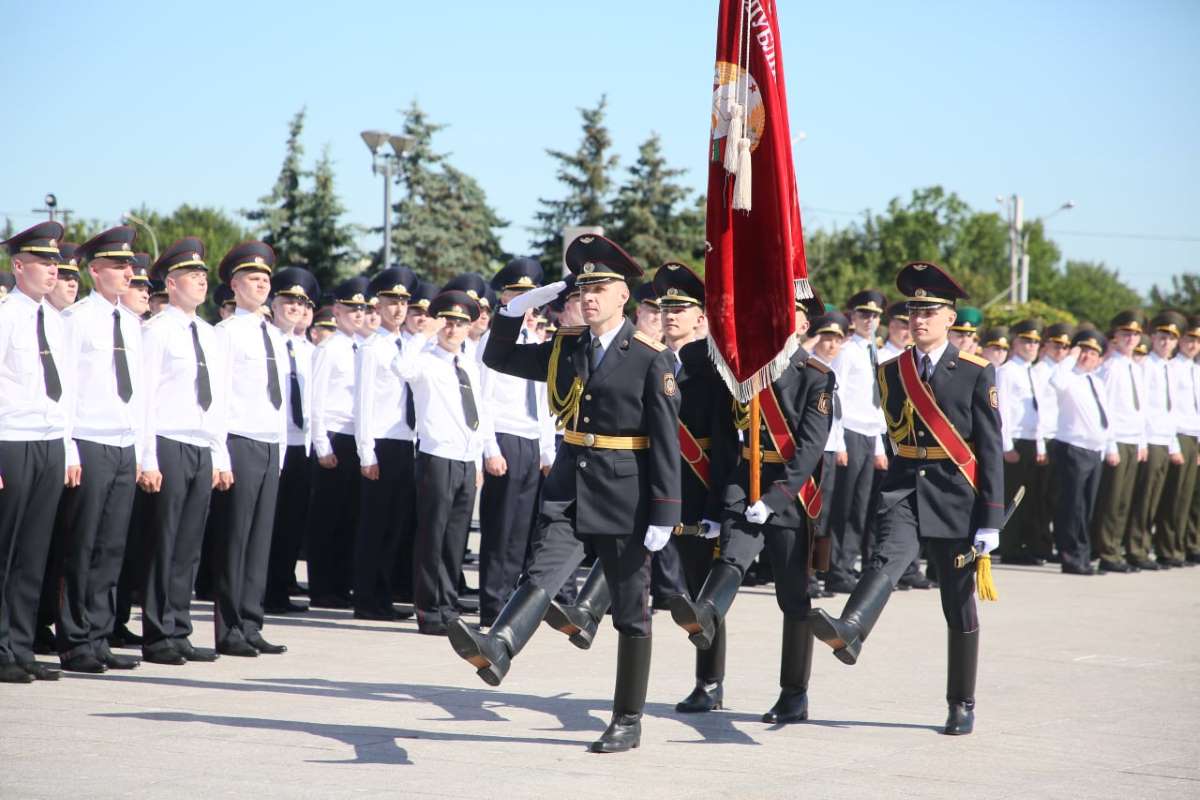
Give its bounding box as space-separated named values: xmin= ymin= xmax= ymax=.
xmin=995 ymin=320 xmax=1051 ymax=565
xmin=826 ymin=289 xmax=889 ymax=593
xmin=1163 ymin=315 xmax=1200 ymax=564
xmin=1030 ymin=322 xmax=1072 ymax=560
xmin=305 ymin=276 xmax=371 ymax=609
xmin=1049 ymin=330 xmax=1112 ymax=575
xmin=209 ymin=242 xmax=289 ymax=657
xmin=390 ymin=290 xmax=496 ymax=636
xmin=475 ymin=260 xmax=557 ymax=627
xmin=1139 ymin=312 xmax=1186 ymax=567
xmin=264 ymin=268 xmax=320 ymax=614
xmin=0 ymin=222 xmax=73 ymax=683
xmin=352 ymin=266 xmax=420 ymax=621
xmin=45 ymin=243 xmax=81 ymax=313
xmin=55 ymin=226 xmax=145 ymax=673
xmin=138 ymin=237 xmax=229 ymax=665
xmin=1091 ymin=311 xmax=1151 ymax=570
xmin=878 ymin=302 xmax=911 ymax=362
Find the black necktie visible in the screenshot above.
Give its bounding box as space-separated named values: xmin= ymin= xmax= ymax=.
xmin=396 ymin=339 xmax=417 ymax=429
xmin=1087 ymin=375 xmax=1109 ymax=429
xmin=869 ymin=341 xmax=881 ymax=405
xmin=286 ymin=339 xmax=303 ymax=428
xmin=590 ymin=337 xmax=603 ymax=370
xmin=1129 ymin=363 xmax=1140 ymax=410
xmin=191 ymin=321 xmax=212 ymax=411
xmin=1164 ymin=364 xmax=1172 ymax=412
xmin=262 ymin=321 xmax=282 ymax=409
xmin=113 ymin=309 xmax=132 ymax=403
xmin=920 ymin=353 xmax=932 ymax=383
xmin=455 ymin=356 xmax=479 ymax=430
xmin=36 ymin=305 xmax=61 ymax=401
xmin=1026 ymin=365 xmax=1039 ymax=411
xmin=522 ymin=329 xmax=538 ymax=418
xmin=833 ymin=392 xmax=843 ymax=420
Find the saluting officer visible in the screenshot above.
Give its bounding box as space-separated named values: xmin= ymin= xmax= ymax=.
xmin=810 ymin=261 xmax=1004 ymax=736
xmin=138 ymin=238 xmax=227 ymax=665
xmin=452 ymin=234 xmax=681 ymax=753
xmin=352 ymin=266 xmax=419 ymax=620
xmin=0 ymin=222 xmax=73 ymax=683
xmin=264 ymin=266 xmax=320 ymax=613
xmin=208 ymin=241 xmax=289 ymax=656
xmin=306 ymin=276 xmax=371 ymax=608
xmin=54 ymin=226 xmax=145 ymax=673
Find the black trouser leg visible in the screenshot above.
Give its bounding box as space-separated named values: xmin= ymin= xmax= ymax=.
xmin=304 ymin=433 xmax=360 ymax=601
xmin=924 ymin=539 xmax=979 ymax=633
xmin=36 ymin=490 xmax=71 ymax=643
xmin=524 ymin=502 xmax=588 ymax=597
xmin=1053 ymin=441 xmax=1102 ymax=570
xmin=478 ymin=433 xmax=540 ymax=623
xmin=115 ymin=488 xmax=150 ymax=631
xmin=998 ymin=439 xmax=1039 ymax=560
xmin=589 ymin=536 xmax=652 ymax=637
xmin=266 ymin=444 xmax=310 ymax=605
xmin=0 ymin=441 xmax=65 ymax=664
xmin=650 ymin=538 xmax=688 ymax=607
xmin=414 ymin=454 xmax=474 ymax=627
xmin=828 ymin=430 xmax=873 ymax=584
xmin=354 ymin=439 xmax=413 ymax=612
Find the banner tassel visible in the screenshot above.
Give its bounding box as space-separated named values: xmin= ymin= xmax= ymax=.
xmin=732 ymin=137 xmax=753 ymax=211
xmin=723 ymin=103 xmax=744 ymax=174
xmin=976 ymin=554 xmax=999 ymax=602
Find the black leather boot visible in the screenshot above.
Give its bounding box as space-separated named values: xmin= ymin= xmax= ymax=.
xmin=943 ymin=628 xmax=978 ymax=735
xmin=808 ymin=568 xmax=892 ymax=665
xmin=762 ymin=616 xmax=813 ymax=723
xmin=447 ymin=582 xmax=549 ymax=686
xmin=676 ymin=620 xmax=725 ymax=713
xmin=543 ymin=562 xmax=611 ymax=650
xmin=590 ymin=634 xmax=652 ymax=753
xmin=669 ymin=562 xmax=742 ymax=650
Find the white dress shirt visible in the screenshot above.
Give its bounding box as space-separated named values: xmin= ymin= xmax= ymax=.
xmin=215 ymin=308 xmax=288 ymax=458
xmin=309 ymin=330 xmax=359 ymax=459
xmin=140 ymin=304 xmax=228 ymax=472
xmin=878 ymin=339 xmax=907 ymax=364
xmin=0 ymin=288 xmax=71 ymax=458
xmin=61 ymin=291 xmax=145 ymax=465
xmin=996 ymin=354 xmax=1048 ymax=455
xmin=1171 ymin=353 xmax=1200 ymax=437
xmin=355 ymin=327 xmax=417 ymax=468
xmin=1095 ymin=353 xmax=1146 ymax=453
xmin=1051 ymin=354 xmax=1111 ymax=454
xmin=390 ymin=334 xmax=496 ymax=465
xmin=811 ymin=352 xmax=846 ymax=453
xmin=282 ymin=333 xmax=314 ymax=450
xmin=1142 ymin=352 xmax=1181 ymax=454
xmin=478 ymin=326 xmax=556 ymax=466
xmin=831 ymin=333 xmax=886 ymax=454
xmin=1030 ymin=358 xmax=1060 ymax=441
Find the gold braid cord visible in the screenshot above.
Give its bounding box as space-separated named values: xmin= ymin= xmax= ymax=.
xmin=732 ymin=398 xmax=751 ymax=431
xmin=547 ymin=333 xmax=583 ymax=431
xmin=879 ymin=364 xmax=916 ymax=447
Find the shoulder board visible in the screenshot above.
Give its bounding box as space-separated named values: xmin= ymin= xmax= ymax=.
xmin=958 ymin=352 xmax=989 ymax=367
xmin=805 ymin=359 xmax=830 ymax=375
xmin=555 ymin=325 xmax=586 ymax=337
xmin=633 ymin=331 xmax=667 ymax=352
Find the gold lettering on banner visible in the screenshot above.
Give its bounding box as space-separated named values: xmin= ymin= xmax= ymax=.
xmin=746 ymin=0 xmax=777 ymax=80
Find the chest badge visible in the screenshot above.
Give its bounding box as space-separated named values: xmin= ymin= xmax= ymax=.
xmin=663 ymin=372 xmax=678 ymax=397
xmin=817 ymin=391 xmax=832 ymax=415
xmin=989 ymin=386 xmax=999 ymax=409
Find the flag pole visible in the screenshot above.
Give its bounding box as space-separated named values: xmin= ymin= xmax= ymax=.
xmin=748 ymin=392 xmax=762 ymax=502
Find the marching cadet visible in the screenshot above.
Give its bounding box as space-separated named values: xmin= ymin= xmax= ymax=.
xmin=1031 ymin=322 xmax=1073 ymax=562
xmin=670 ymin=279 xmax=834 ymax=727
xmin=810 ymin=261 xmax=1004 ymax=736
xmin=138 ymin=238 xmax=227 ymax=665
xmin=306 ymin=276 xmax=371 ymax=609
xmin=263 ymin=267 xmax=320 ymax=613
xmin=1141 ymin=311 xmax=1186 ymax=567
xmin=451 ymin=234 xmax=681 ymax=753
xmin=995 ymin=319 xmax=1049 ymax=565
xmin=879 ymin=301 xmax=911 ymax=361
xmin=1048 ymin=329 xmax=1111 ymax=575
xmin=45 ymin=241 xmax=81 ymax=312
xmin=1091 ymin=311 xmax=1150 ymax=570
xmin=474 ymin=259 xmax=557 ymax=628
xmin=352 ymin=266 xmax=419 ymax=621
xmin=208 ymin=241 xmax=289 ymax=657
xmin=825 ymin=289 xmax=888 ymax=594
xmin=980 ymin=326 xmax=1010 ymax=369
xmin=309 ymin=306 xmax=336 ymax=345
xmin=949 ymin=306 xmax=982 ymax=355
xmin=632 ymin=281 xmax=662 ymax=342
xmin=53 ymin=227 xmax=144 ymax=673
xmin=1161 ymin=315 xmax=1200 ymax=566
xmin=389 ymin=290 xmax=496 ymax=635
xmin=0 ymin=222 xmax=72 ymax=683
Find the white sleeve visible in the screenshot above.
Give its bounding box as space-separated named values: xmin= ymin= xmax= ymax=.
xmin=310 ymin=342 xmax=333 ymax=459
xmin=62 ymin=310 xmax=83 ymax=468
xmin=355 ymin=340 xmax=379 ymax=467
xmin=388 ymin=334 xmax=432 ymax=382
xmin=209 ymin=327 xmax=231 ymax=473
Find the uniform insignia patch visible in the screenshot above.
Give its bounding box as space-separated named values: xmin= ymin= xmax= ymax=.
xmin=989 ymin=386 xmax=999 ymax=409
xmin=817 ymin=391 xmax=832 ymax=415
xmin=663 ymin=372 xmax=677 ymax=397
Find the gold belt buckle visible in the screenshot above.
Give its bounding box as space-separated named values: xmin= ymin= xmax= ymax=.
xmin=583 ymin=433 xmax=596 ymax=447
xmin=915 ymin=445 xmax=927 ymax=459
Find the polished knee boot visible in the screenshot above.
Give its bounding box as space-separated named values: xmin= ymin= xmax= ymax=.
xmin=668 ymin=562 xmax=741 ymax=650
xmin=762 ymin=616 xmax=813 ymax=724
xmin=542 ymin=561 xmax=611 ymax=650
xmin=943 ymin=627 xmax=978 ymax=735
xmin=590 ymin=633 xmax=652 ymax=753
xmin=809 ymin=569 xmax=891 ymax=665
xmin=675 ymin=620 xmax=725 ymax=713
xmin=447 ymin=582 xmax=550 ymax=686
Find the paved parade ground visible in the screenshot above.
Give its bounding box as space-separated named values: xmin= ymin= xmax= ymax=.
xmin=3 ymin=559 xmax=1198 ymax=800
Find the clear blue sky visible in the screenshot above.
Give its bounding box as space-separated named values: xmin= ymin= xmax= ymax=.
xmin=2 ymin=0 xmax=1196 ymax=296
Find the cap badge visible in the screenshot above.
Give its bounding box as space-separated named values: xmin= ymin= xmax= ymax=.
xmin=517 ymin=276 xmax=533 ymax=286
xmin=467 ymin=290 xmax=479 ymax=299
xmin=667 ymin=288 xmax=679 ymax=296
xmin=914 ymin=263 xmax=927 ymax=271
xmin=453 ymin=305 xmax=464 ymax=315
xmin=121 ymin=242 xmax=131 ymax=251
xmin=583 ymin=262 xmax=595 ymax=273
xmin=350 ymin=293 xmax=365 ymax=304
xmin=48 ymin=239 xmax=57 ymax=247
xmin=290 ymin=284 xmax=304 ymax=296
xmin=579 ymin=236 xmax=595 ymax=244
xmin=254 ymin=256 xmax=264 ymax=264
xmin=914 ymin=289 xmax=927 ymax=297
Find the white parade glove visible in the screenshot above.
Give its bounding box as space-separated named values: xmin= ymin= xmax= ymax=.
xmin=745 ymin=500 xmax=771 ymax=525
xmin=500 ymin=281 xmax=567 ymax=318
xmin=973 ymin=528 xmax=1000 ymax=555
xmin=701 ymin=519 xmax=721 ymax=539
xmin=644 ymin=524 xmax=673 ymax=552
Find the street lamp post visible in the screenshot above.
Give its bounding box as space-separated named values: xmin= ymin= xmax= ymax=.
xmin=122 ymin=211 xmax=159 ymax=261
xmin=997 ymin=195 xmax=1074 ymax=304
xmin=361 ymin=131 xmax=411 ymax=269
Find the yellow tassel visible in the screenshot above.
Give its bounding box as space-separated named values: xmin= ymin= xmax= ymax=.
xmin=975 ymin=554 xmax=999 ymax=602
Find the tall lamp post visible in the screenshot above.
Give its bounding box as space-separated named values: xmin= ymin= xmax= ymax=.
xmin=122 ymin=211 xmax=159 ymax=261
xmin=361 ymin=130 xmax=411 ymax=269
xmin=996 ymin=195 xmax=1074 ymax=304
